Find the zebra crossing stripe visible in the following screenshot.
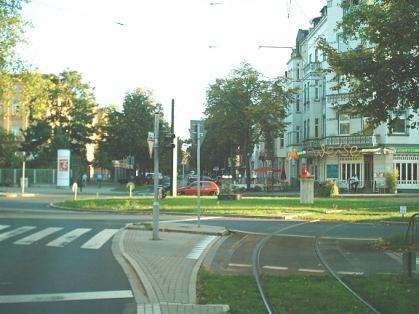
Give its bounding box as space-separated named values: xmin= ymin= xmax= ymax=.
xmin=186 ymin=235 xmax=217 ymax=260
xmin=0 ymin=225 xmax=10 ymax=231
xmin=81 ymin=229 xmax=119 ymax=250
xmin=14 ymin=227 xmax=63 ymax=245
xmin=47 ymin=228 xmax=91 ymax=247
xmin=0 ymin=226 xmax=36 ymax=242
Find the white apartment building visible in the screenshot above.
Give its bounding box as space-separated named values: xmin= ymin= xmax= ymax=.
xmin=270 ymin=0 xmax=419 ymax=191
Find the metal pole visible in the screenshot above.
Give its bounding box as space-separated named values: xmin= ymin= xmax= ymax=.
xmin=21 ymin=160 xmax=25 ymax=194
xmin=197 ymin=122 xmax=201 ymax=227
xmin=153 ymin=113 xmax=160 ymax=240
xmin=170 ymin=99 xmax=177 ymax=196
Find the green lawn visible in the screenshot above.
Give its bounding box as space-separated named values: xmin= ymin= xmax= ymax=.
xmin=57 ymin=196 xmax=419 ymax=222
xmin=197 ymin=271 xmax=419 ymax=314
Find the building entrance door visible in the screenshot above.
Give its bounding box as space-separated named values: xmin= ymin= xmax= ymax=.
xmin=364 ymin=155 xmax=373 ymax=189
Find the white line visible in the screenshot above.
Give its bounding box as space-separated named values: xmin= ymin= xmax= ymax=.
xmin=262 ymin=266 xmax=289 ymax=271
xmin=14 ymin=227 xmax=63 ymax=245
xmin=46 ymin=228 xmax=91 ymax=247
xmin=165 ymin=217 xmax=221 ymax=223
xmin=0 ymin=226 xmax=36 ymax=242
xmin=229 ymin=263 xmax=252 ymax=268
xmin=322 ymin=236 xmax=379 ymax=241
xmin=186 ymin=235 xmax=217 ymax=259
xmin=0 ymin=290 xmax=133 ymax=304
xmin=0 ymin=225 xmax=10 ymax=231
xmin=81 ymin=229 xmax=119 ymax=249
xmin=298 ymin=268 xmax=325 ymax=273
xmin=337 ymin=271 xmax=364 ymax=275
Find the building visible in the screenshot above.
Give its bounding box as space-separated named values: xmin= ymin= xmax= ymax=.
xmin=0 ymin=85 xmax=28 ymax=139
xmin=270 ymin=0 xmax=419 ymax=191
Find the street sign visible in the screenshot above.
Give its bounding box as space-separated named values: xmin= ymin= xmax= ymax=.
xmin=147 ymin=132 xmax=156 ymax=158
xmin=400 ymin=206 xmax=407 ymax=216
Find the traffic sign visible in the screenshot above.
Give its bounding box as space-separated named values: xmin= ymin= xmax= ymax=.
xmin=147 ymin=132 xmax=156 ymax=158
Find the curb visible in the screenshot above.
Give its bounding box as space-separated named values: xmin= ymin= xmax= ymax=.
xmin=126 ymin=222 xmax=230 ymax=236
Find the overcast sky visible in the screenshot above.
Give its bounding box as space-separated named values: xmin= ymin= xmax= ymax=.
xmin=17 ymin=0 xmax=326 ymax=138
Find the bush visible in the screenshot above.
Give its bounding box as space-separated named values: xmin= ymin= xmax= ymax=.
xmin=318 ymin=180 xmax=339 ymax=197
xmin=385 ymin=168 xmax=398 ymax=194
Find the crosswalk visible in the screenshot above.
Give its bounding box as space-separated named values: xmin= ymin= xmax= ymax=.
xmin=0 ymin=224 xmax=120 ymax=250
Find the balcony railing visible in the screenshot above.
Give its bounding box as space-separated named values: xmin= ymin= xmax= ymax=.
xmin=303 ymin=135 xmax=379 ymax=149
xmin=303 ymin=62 xmax=322 ymax=75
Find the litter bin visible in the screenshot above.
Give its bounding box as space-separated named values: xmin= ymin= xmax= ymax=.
xmin=20 ymin=177 xmax=28 ymax=188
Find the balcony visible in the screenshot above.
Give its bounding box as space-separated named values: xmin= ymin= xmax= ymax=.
xmin=303 ymin=62 xmax=322 ymax=75
xmin=303 ymin=135 xmax=379 ymax=149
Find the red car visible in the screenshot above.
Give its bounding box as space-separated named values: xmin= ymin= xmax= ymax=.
xmin=177 ymin=181 xmax=220 ymax=196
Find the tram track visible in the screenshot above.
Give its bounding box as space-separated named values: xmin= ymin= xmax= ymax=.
xmin=250 ymin=221 xmax=382 ymax=314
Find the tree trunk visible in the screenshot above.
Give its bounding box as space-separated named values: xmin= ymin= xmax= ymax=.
xmin=244 ymin=131 xmax=251 ymax=190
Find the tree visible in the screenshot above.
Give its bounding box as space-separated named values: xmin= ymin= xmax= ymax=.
xmin=0 ymin=128 xmax=19 ymax=168
xmin=204 ymin=62 xmax=294 ymax=188
xmin=95 ymin=89 xmax=170 ymax=175
xmin=317 ymin=0 xmax=419 ymax=128
xmin=0 ymin=0 xmax=28 ymax=71
xmin=23 ymin=70 xmax=97 ymax=168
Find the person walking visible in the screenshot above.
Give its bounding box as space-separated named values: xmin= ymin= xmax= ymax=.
xmin=82 ymin=173 xmax=88 ymax=189
xmin=96 ymin=173 xmax=103 ymax=188
xmin=350 ymin=174 xmax=359 ymax=193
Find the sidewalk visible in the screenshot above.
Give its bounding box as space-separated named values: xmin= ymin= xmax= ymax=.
xmin=0 ymin=183 xmax=126 ymax=197
xmin=116 ymin=222 xmax=230 ymax=314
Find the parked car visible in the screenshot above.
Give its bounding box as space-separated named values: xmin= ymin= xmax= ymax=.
xmin=187 ymin=175 xmax=215 ymax=184
xmin=177 ymin=180 xmax=220 ymax=196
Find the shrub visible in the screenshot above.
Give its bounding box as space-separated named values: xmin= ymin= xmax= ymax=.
xmin=318 ymin=180 xmax=339 ymax=197
xmin=385 ymin=168 xmax=398 ymax=194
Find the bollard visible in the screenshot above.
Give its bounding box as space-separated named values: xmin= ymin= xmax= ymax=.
xmin=72 ymin=182 xmax=78 ymax=200
xmin=127 ymin=182 xmax=135 ymax=198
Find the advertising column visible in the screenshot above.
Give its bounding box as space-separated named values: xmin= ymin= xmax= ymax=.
xmin=57 ymin=149 xmax=71 ymax=187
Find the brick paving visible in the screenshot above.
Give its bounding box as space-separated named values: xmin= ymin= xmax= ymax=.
xmin=122 ymin=226 xmax=230 ymax=314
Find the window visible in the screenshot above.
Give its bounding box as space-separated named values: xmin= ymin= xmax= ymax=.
xmin=304 ymin=121 xmax=307 ymax=139
xmin=339 ymin=114 xmax=350 ymax=135
xmin=11 ymin=126 xmax=20 ymax=136
xmin=337 ymin=33 xmax=349 ymax=52
xmin=315 ymin=118 xmax=319 ymax=138
xmin=279 ymin=133 xmax=284 ymax=148
xmin=340 ymin=162 xmax=361 ymax=181
xmin=314 ymin=80 xmax=319 ymax=100
xmin=390 ymin=116 xmax=407 ymax=134
xmin=12 ymin=100 xmax=19 ymax=115
xmin=296 ymin=64 xmax=300 ymax=80
xmin=307 ymin=119 xmax=310 ymax=139
xmin=296 ymin=127 xmax=300 ymax=144
xmin=296 ymin=96 xmax=300 ymax=112
xmin=315 ymin=49 xmax=318 ymax=62
xmin=309 ymin=54 xmax=312 ymax=63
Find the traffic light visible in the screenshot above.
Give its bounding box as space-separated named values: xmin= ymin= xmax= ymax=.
xmin=162 ymin=133 xmax=176 ymax=150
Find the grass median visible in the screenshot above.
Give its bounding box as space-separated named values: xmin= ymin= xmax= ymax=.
xmin=56 ymin=196 xmax=419 ymax=222
xmin=197 ymin=271 xmax=419 ymax=313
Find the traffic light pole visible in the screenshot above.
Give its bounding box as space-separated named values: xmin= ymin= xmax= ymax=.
xmin=197 ymin=122 xmax=201 ymax=228
xmin=153 ymin=113 xmax=160 ymax=240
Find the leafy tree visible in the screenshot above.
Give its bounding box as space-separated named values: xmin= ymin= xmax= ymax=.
xmin=23 ymin=71 xmax=97 ymax=168
xmin=0 ymin=128 xmax=19 ymax=167
xmin=95 ymin=89 xmax=171 ymax=175
xmin=317 ymin=0 xmax=419 ymax=128
xmin=204 ymin=62 xmax=294 ymax=188
xmin=0 ymin=0 xmax=28 ymax=71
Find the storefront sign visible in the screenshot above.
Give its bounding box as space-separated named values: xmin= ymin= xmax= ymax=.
xmin=326 ymin=164 xmax=339 ymax=179
xmin=306 ymin=144 xmax=360 ymax=159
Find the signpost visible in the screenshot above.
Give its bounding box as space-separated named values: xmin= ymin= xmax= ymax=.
xmin=152 ymin=114 xmax=160 ymax=240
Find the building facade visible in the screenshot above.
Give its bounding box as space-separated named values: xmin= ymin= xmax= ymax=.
xmin=272 ymin=0 xmax=419 ymax=191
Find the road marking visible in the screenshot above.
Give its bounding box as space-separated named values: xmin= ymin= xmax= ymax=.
xmin=81 ymin=229 xmax=119 ymax=249
xmin=322 ymin=236 xmax=379 ymax=241
xmin=46 ymin=228 xmax=91 ymax=247
xmin=337 ymin=271 xmax=364 ymax=275
xmin=0 ymin=226 xmax=36 ymax=242
xmin=186 ymin=235 xmax=217 ymax=259
xmin=0 ymin=290 xmax=133 ymax=304
xmin=166 ymin=217 xmax=221 ymax=223
xmin=229 ymin=263 xmax=251 ymax=268
xmin=14 ymin=227 xmax=63 ymax=245
xmin=0 ymin=225 xmax=10 ymax=231
xmin=298 ymin=268 xmax=325 ymax=273
xmin=262 ymin=265 xmax=288 ymax=271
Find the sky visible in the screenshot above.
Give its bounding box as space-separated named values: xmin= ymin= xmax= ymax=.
xmin=17 ymin=0 xmax=326 ymax=139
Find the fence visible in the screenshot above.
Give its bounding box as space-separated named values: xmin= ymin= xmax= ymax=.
xmin=0 ymin=169 xmax=56 ymax=186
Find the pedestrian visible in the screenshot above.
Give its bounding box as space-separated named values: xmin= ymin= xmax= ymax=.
xmin=97 ymin=173 xmax=103 ymax=188
xmin=350 ymin=174 xmax=359 ymax=193
xmin=82 ymin=173 xmax=88 ymax=189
